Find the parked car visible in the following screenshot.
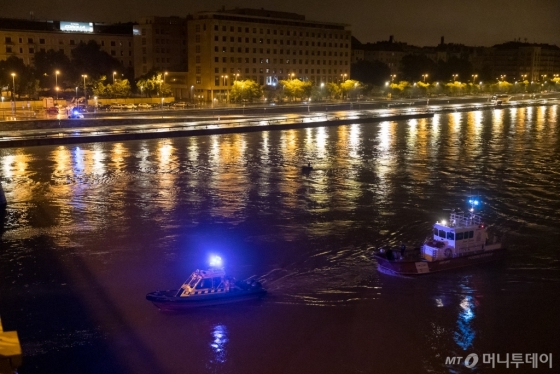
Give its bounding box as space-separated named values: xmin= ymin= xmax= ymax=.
xmin=110 ymin=104 xmax=125 ymax=110
xmin=136 ymin=103 xmax=152 ymax=109
xmin=171 ymin=102 xmax=188 ymax=108
xmin=46 ymin=107 xmax=59 ymax=114
xmin=123 ymin=103 xmax=137 ymax=110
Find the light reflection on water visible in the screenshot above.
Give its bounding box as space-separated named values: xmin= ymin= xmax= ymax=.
xmin=210 ymin=324 xmax=228 ymax=365
xmin=0 ymin=105 xmax=559 ymax=373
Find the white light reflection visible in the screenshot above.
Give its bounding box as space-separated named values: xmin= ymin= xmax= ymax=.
xmin=509 ymin=107 xmax=517 ymax=123
xmin=492 ymin=109 xmax=504 ymax=134
xmin=210 ymin=324 xmax=228 ymax=364
xmin=407 ymin=118 xmax=418 ymax=151
xmin=348 ymin=124 xmax=360 ymax=158
xmin=74 ymin=146 xmax=83 ymax=172
xmin=315 ymin=126 xmax=327 ymax=159
xmin=376 ymin=121 xmax=395 ymax=204
xmin=2 ymin=155 xmax=15 ymax=178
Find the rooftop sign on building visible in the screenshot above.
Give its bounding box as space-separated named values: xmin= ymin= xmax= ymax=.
xmin=60 ymin=22 xmax=94 ymax=33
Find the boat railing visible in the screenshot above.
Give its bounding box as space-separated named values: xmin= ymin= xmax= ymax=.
xmin=449 ymin=212 xmax=482 ymax=227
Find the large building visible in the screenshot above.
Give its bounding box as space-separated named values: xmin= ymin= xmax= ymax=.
xmin=491 ymin=42 xmax=560 ymax=82
xmin=132 ymin=16 xmax=188 ymax=77
xmin=0 ymin=18 xmax=134 ymax=68
xmin=186 ymin=8 xmax=352 ymax=102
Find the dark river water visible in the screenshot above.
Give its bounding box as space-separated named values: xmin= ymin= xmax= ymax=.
xmin=1 ymin=105 xmax=559 ymax=374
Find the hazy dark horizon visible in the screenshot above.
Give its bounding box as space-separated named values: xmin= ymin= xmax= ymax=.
xmin=3 ymin=0 xmax=559 ymax=48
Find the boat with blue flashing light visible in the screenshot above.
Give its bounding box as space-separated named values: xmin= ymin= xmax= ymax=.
xmin=374 ymin=199 xmax=506 ymax=275
xmin=146 ymin=256 xmax=266 ymax=311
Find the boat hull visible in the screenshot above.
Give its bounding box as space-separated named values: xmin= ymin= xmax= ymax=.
xmin=374 ymin=248 xmax=507 ymax=275
xmin=146 ymin=288 xmax=267 ymax=311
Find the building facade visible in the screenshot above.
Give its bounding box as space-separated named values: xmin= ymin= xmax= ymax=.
xmin=186 ymin=8 xmax=352 ymax=102
xmin=132 ymin=16 xmax=188 ymax=78
xmin=491 ymin=42 xmax=560 ymax=82
xmin=0 ymin=18 xmax=133 ymax=68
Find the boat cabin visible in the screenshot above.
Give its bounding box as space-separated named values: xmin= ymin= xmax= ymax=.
xmin=175 ymin=267 xmax=228 ymax=297
xmin=422 ymin=211 xmax=488 ymax=261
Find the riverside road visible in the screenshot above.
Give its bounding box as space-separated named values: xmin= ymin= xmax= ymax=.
xmin=0 ymin=94 xmax=558 ymax=148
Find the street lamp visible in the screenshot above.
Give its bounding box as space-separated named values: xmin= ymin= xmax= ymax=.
xmin=113 ymin=71 xmax=116 ymax=84
xmin=390 ymin=74 xmax=396 ymax=83
xmin=500 ymin=75 xmax=506 ymax=82
xmin=221 ymin=75 xmax=229 ymax=103
xmin=190 ymin=85 xmax=194 ymax=103
xmin=11 ymin=73 xmax=15 ymax=100
xmin=55 ymin=70 xmax=60 ymax=100
xmin=75 ymin=87 xmax=78 ymax=100
xmin=290 ymin=73 xmax=295 ymax=80
xmin=160 ymin=72 xmax=168 ymax=97
xmin=422 ymin=74 xmax=428 ymax=82
xmin=340 ymin=73 xmax=347 ymax=82
xmin=452 ymin=74 xmax=458 ymax=81
xmin=471 ymin=74 xmax=478 ymax=83
xmin=81 ymin=74 xmax=87 ymax=104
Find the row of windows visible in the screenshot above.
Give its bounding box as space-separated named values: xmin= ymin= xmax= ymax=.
xmin=205 ymin=67 xmax=347 ymax=75
xmin=4 ymin=36 xmax=130 ymax=47
xmin=153 ymin=28 xmax=186 ymax=36
xmin=196 ymin=75 xmax=345 ymax=86
xmin=208 ymin=56 xmax=349 ymax=65
xmin=154 ymin=38 xmax=184 ymax=45
xmin=206 ymin=35 xmax=348 ymax=48
xmin=204 ymin=24 xmax=349 ymax=40
xmin=435 ymin=229 xmax=475 ymax=241
xmin=4 ymin=46 xmax=131 ymax=57
xmin=212 ymin=47 xmax=348 ymax=57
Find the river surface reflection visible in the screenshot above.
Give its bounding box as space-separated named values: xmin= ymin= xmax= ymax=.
xmin=1 ymin=105 xmax=559 ymax=373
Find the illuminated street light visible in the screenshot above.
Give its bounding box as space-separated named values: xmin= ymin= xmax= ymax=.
xmin=390 ymin=74 xmax=396 ymax=82
xmin=11 ymin=73 xmax=15 ymax=100
xmin=471 ymin=74 xmax=478 ymax=83
xmin=113 ymin=71 xmax=116 ymax=84
xmin=81 ymin=74 xmax=87 ymax=104
xmin=422 ymin=74 xmax=428 ymax=82
xmin=221 ymin=75 xmax=229 ymax=103
xmin=452 ymin=74 xmax=458 ymax=81
xmin=55 ymin=70 xmax=60 ymax=100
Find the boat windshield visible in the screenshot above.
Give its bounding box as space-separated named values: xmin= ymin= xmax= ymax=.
xmin=186 ymin=274 xmax=199 ymax=288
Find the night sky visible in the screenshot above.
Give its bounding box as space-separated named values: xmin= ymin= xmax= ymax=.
xmin=4 ymin=0 xmax=560 ymax=47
